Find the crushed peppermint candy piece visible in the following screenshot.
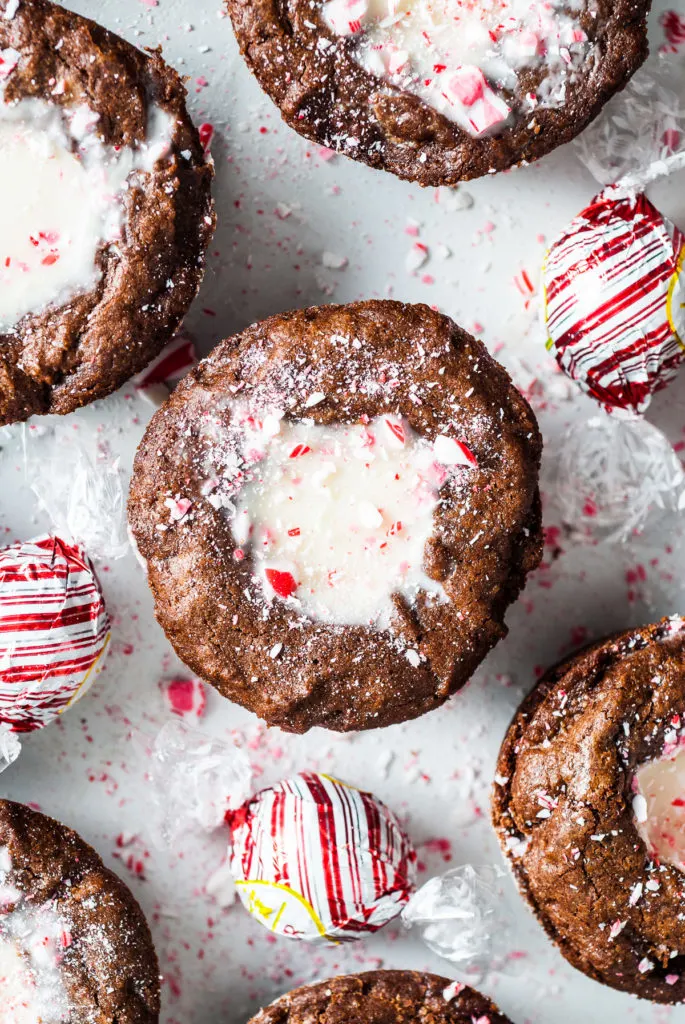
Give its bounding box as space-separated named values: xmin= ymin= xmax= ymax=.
xmin=322 ymin=0 xmax=591 ymax=138
xmin=433 ymin=434 xmax=478 ymax=467
xmin=163 ymin=677 xmax=207 ymax=721
xmin=134 ymin=331 xmax=198 ymax=406
xmin=165 ymin=496 xmax=193 ymax=521
xmin=442 ymin=980 xmax=466 ymax=1002
xmin=0 ymin=46 xmax=19 ymax=77
xmin=264 ymin=568 xmax=299 ymax=599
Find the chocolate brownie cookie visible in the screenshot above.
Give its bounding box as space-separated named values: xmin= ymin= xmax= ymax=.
xmin=0 ymin=798 xmax=159 ymax=1023
xmin=247 ymin=970 xmax=514 ymax=1024
xmin=128 ymin=300 xmax=542 ymax=733
xmin=492 ymin=616 xmax=685 ymax=1003
xmin=225 ymin=0 xmax=650 ymax=187
xmin=0 ymin=0 xmax=214 ymax=424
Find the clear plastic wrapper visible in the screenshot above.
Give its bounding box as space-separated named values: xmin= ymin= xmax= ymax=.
xmin=149 ymin=734 xmax=512 ymax=971
xmin=149 ymin=720 xmax=252 ymax=844
xmin=402 ymin=865 xmax=511 ymax=972
xmin=553 ymin=416 xmax=685 ymax=543
xmin=575 ymin=57 xmax=685 ymax=189
xmin=24 ymin=426 xmax=128 ymax=561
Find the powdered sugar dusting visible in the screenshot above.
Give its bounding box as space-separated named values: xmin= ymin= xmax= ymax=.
xmin=0 ymin=848 xmax=71 ymax=1024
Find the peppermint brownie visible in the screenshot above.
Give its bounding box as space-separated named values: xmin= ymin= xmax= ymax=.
xmin=247 ymin=970 xmax=515 ymax=1023
xmin=0 ymin=799 xmax=159 ymax=1023
xmin=128 ymin=300 xmax=542 ymax=733
xmin=225 ymin=0 xmax=650 ymax=186
xmin=493 ymin=617 xmax=685 ymax=1003
xmin=0 ymin=0 xmax=214 ymax=423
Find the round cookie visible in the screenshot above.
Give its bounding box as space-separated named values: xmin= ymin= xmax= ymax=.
xmin=0 ymin=0 xmax=214 ymax=424
xmin=128 ymin=300 xmax=542 ymax=733
xmin=247 ymin=970 xmax=514 ymax=1024
xmin=0 ymin=798 xmax=160 ymax=1023
xmin=225 ymin=0 xmax=650 ymax=187
xmin=492 ymin=616 xmax=685 ymax=1004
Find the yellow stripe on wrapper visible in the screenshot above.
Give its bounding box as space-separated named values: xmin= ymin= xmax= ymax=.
xmin=62 ymin=630 xmax=111 ymax=713
xmin=666 ymin=243 xmax=685 ymax=348
xmin=235 ymin=879 xmax=332 ymax=941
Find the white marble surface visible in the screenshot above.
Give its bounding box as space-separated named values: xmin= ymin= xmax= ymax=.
xmin=3 ymin=1 xmax=685 ymax=1022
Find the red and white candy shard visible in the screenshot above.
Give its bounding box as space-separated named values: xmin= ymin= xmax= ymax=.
xmin=544 ymin=187 xmax=685 ymax=415
xmin=163 ymin=677 xmax=207 ymax=721
xmin=228 ymin=412 xmax=475 ymax=627
xmin=133 ymin=331 xmax=198 ymax=407
xmin=0 ymin=52 xmax=173 ymax=332
xmin=0 ymin=848 xmax=71 ymax=1023
xmin=321 ymin=0 xmax=592 ymax=137
xmin=0 ymin=535 xmax=110 ymax=734
xmin=634 ymin=742 xmax=685 ymax=871
xmin=227 ymin=772 xmax=417 ymax=942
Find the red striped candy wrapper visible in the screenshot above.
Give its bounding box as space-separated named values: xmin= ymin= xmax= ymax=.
xmin=227 ymin=772 xmax=416 ymax=941
xmin=0 ymin=535 xmax=110 ymax=734
xmin=543 ymin=186 xmax=685 ymax=415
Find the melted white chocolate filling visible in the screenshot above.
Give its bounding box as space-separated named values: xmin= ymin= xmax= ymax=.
xmin=228 ymin=412 xmax=475 ymax=627
xmin=321 ymin=0 xmax=591 ymax=136
xmin=0 ymin=50 xmax=173 ymax=332
xmin=635 ymin=745 xmax=685 ymax=870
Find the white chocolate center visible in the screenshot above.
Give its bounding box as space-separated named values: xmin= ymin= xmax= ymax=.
xmin=0 ymin=63 xmax=173 ymax=332
xmin=635 ymin=746 xmax=685 ymax=870
xmin=0 ymin=939 xmax=42 ymax=1024
xmin=0 ymin=847 xmax=71 ymax=1024
xmin=230 ymin=414 xmax=469 ymax=627
xmin=321 ymin=0 xmax=591 ymax=136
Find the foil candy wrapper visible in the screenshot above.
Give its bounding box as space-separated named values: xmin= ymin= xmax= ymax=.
xmin=0 ymin=535 xmax=110 ymax=767
xmin=227 ymin=771 xmax=416 ymax=942
xmin=228 ymin=772 xmax=513 ymax=965
xmin=544 ymin=186 xmax=685 ymax=418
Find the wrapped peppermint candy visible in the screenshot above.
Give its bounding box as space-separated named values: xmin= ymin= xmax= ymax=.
xmin=149 ymin=723 xmax=512 ymax=971
xmin=0 ymin=535 xmax=111 ymax=769
xmin=542 ymin=57 xmax=685 ymax=541
xmin=228 ymin=772 xmax=511 ymax=967
xmin=228 ymin=772 xmax=510 ymax=969
xmin=227 ymin=771 xmax=416 ymax=941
